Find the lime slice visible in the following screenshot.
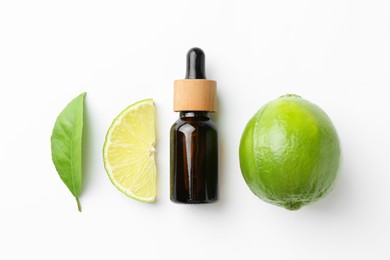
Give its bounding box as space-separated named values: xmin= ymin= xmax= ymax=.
xmin=103 ymin=99 xmax=157 ymax=202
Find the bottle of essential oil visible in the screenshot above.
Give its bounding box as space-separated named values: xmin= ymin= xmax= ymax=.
xmin=170 ymin=47 xmax=218 ymax=204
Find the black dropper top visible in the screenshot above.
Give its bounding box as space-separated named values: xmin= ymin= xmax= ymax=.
xmin=185 ymin=47 xmax=206 ymax=79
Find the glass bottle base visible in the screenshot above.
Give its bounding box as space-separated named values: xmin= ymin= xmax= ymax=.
xmin=170 ymin=198 xmax=218 ymax=204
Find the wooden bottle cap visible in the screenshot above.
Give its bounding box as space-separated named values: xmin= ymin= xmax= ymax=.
xmin=174 ymin=47 xmax=217 ymax=112
xmin=174 ymin=79 xmax=217 ymax=112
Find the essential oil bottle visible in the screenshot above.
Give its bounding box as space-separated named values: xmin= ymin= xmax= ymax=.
xmin=170 ymin=47 xmax=219 ymax=204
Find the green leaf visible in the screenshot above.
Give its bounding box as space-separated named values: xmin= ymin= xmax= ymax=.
xmin=51 ymin=92 xmax=86 ymax=212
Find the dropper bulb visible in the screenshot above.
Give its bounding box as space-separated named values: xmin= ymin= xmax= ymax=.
xmin=185 ymin=47 xmax=206 ymax=79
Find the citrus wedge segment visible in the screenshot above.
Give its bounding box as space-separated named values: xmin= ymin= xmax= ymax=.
xmin=103 ymin=99 xmax=156 ymax=202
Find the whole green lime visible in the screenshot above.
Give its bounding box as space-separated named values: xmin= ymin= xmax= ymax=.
xmin=239 ymin=94 xmax=341 ymax=210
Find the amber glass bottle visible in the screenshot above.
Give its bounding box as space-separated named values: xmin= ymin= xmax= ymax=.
xmin=170 ymin=47 xmax=219 ymax=203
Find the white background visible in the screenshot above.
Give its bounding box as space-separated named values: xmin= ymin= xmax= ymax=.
xmin=1 ymin=0 xmax=389 ymax=259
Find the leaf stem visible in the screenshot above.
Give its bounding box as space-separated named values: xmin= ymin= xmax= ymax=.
xmin=76 ymin=197 xmax=82 ymax=212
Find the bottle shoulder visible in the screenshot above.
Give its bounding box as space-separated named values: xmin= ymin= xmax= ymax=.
xmin=171 ymin=116 xmax=217 ymax=132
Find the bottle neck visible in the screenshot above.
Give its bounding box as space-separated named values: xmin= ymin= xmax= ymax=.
xmin=179 ymin=111 xmax=211 ymax=118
